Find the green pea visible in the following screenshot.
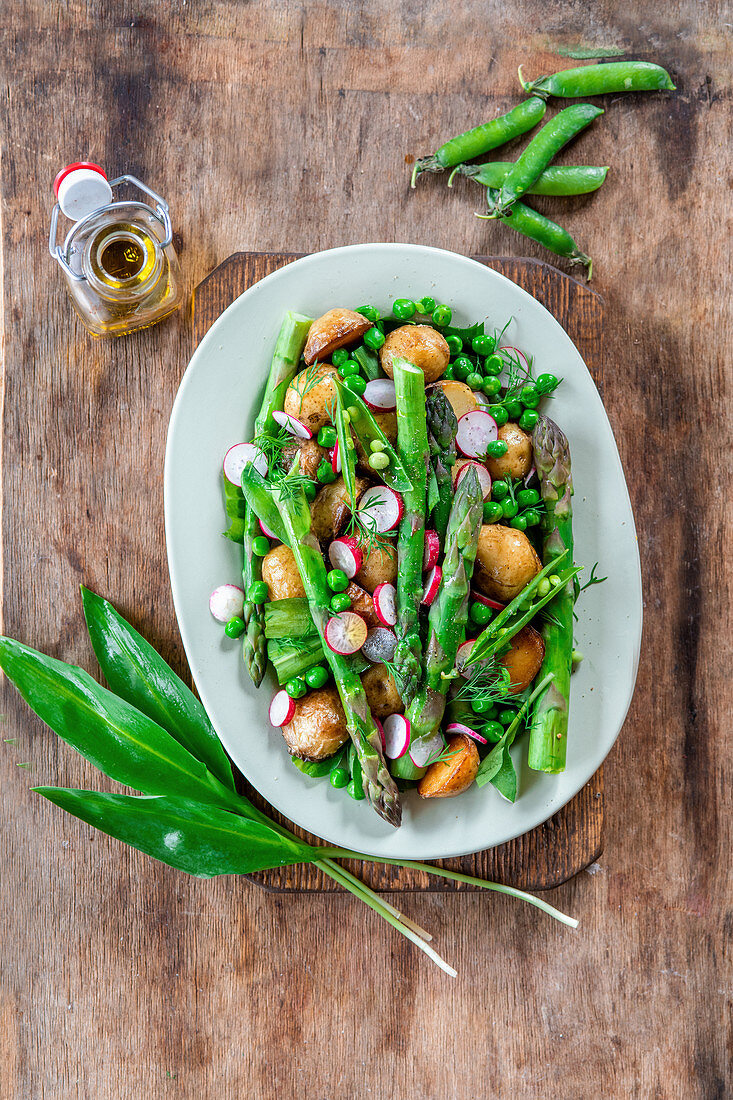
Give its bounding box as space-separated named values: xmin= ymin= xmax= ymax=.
xmin=483 ymin=720 xmax=504 ymax=743
xmin=500 ymin=499 xmax=519 ymax=519
xmin=285 ymin=677 xmax=307 ymax=700
xmin=363 ymin=326 xmax=385 ymax=350
xmin=537 ymin=578 xmax=551 ymax=597
xmin=489 ymin=404 xmax=509 ymax=427
xmin=536 ymin=372 xmax=559 ymax=394
xmin=317 ymin=425 xmax=336 ymax=448
xmin=481 ymin=376 xmax=502 ymax=396
xmin=432 ymin=305 xmax=452 ymax=327
xmin=331 ymin=348 xmax=349 ymax=367
xmin=471 ymin=698 xmax=493 ymax=715
xmin=510 ymin=515 xmax=528 ymax=531
xmin=491 ymin=480 xmax=509 ymax=501
xmin=446 ymin=334 xmax=463 ymax=356
xmin=355 ymin=305 xmax=379 ymax=323
xmin=369 ymin=452 xmax=390 ymax=470
xmin=330 ymin=767 xmax=349 ymax=788
xmin=484 ymin=354 xmax=503 ymax=375
xmin=224 ymin=616 xmax=245 ymax=639
xmin=549 ymin=574 xmax=563 ymax=587
xmin=520 ymin=384 xmax=540 ymax=408
xmin=472 ymin=333 xmax=495 ymax=356
xmin=345 ymin=375 xmax=366 ymax=395
xmin=505 ymin=399 xmax=522 ymax=419
xmin=303 ymin=479 xmax=318 ymax=502
xmin=393 ymin=298 xmax=416 ymax=321
xmin=330 ymin=592 xmax=351 ymax=613
xmin=483 ymin=500 xmax=503 ymax=523
xmin=317 ymin=459 xmax=336 ymax=483
xmin=470 ymin=600 xmax=492 ymax=625
xmin=466 ymin=371 xmax=483 ymax=390
xmin=347 ymin=778 xmax=366 ymax=800
xmin=482 ymin=704 xmax=498 ymax=720
xmin=252 ymin=535 xmax=270 ymax=557
xmin=249 ymin=580 xmax=269 ymax=603
xmin=305 ymin=665 xmax=329 ymax=689
xmin=523 ymin=508 xmax=541 ymax=526
xmin=452 ymin=356 xmax=472 ymax=381
xmin=417 ymin=296 xmax=436 ymax=314
xmin=516 ymin=488 xmax=540 ymax=506
xmin=327 ymin=568 xmax=349 ymax=592
xmin=485 ymin=440 xmax=508 ymax=458
xmin=499 ymin=708 xmax=516 ymax=726
xmin=369 ymin=439 xmax=386 ymax=452
xmin=340 ymin=360 xmax=361 ymax=378
xmin=443 ymin=365 xmax=455 ymax=380
xmin=347 ymin=406 xmax=360 ymax=419
xmin=519 ymin=409 xmax=539 ymax=431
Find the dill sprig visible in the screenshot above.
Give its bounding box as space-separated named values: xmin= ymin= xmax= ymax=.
xmin=578 ymin=562 xmax=607 ymax=594
xmin=454 ymin=659 xmax=513 ymax=710
xmin=292 ymin=360 xmax=328 ymax=413
xmin=346 ymin=492 xmax=396 ymax=557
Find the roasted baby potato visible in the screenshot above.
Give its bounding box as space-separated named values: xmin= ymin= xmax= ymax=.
xmin=379 ymin=325 xmax=450 ymax=384
xmin=355 ymin=540 xmax=398 ymax=593
xmin=281 ymin=438 xmax=327 ymax=479
xmin=361 ymin=663 xmax=404 ymax=719
xmin=310 ymin=475 xmax=368 ymax=543
xmin=261 ymin=544 xmax=306 ymax=600
xmin=474 ymin=524 xmax=541 ymax=602
xmin=280 ymin=687 xmax=349 ymax=761
xmin=346 ymin=581 xmax=381 ymax=629
xmin=486 ymin=422 xmax=533 ymax=480
xmin=355 ymin=410 xmax=398 ymax=469
xmin=500 ymin=624 xmax=545 ymax=694
xmin=430 ymin=379 xmax=479 ymax=421
xmin=418 ymin=734 xmax=480 ymax=799
xmin=303 ymin=309 xmax=372 ymax=365
xmin=283 ymin=363 xmax=338 ymax=434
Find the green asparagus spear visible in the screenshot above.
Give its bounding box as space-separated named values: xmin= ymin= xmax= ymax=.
xmin=404 ymin=466 xmax=484 ymax=763
xmin=392 ymin=357 xmax=429 ymax=705
xmin=425 ymin=387 xmax=458 ymax=541
xmin=527 ymin=415 xmax=575 ymax=773
xmin=242 ymin=312 xmax=313 ymax=686
xmin=272 ymin=473 xmax=402 ymax=828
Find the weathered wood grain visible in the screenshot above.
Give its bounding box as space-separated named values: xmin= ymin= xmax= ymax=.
xmin=194 ymin=250 xmax=605 ymax=893
xmin=0 ymin=2 xmax=730 ymax=1098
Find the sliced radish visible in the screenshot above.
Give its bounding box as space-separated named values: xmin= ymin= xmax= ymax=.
xmin=453 ymin=459 xmax=492 ymax=501
xmin=409 ymin=731 xmax=445 ymax=768
xmin=209 ymin=584 xmax=244 ymax=622
xmin=259 ymin=518 xmax=279 ymax=540
xmin=362 ymin=627 xmax=397 ymax=664
xmin=383 ymin=714 xmax=411 ymax=759
xmin=269 ymin=690 xmax=296 ymax=727
xmin=446 ymin=722 xmax=489 ymax=745
xmin=373 ymin=582 xmax=397 ymax=627
xmin=374 ymin=717 xmax=385 ymax=751
xmin=325 ymin=611 xmax=368 ymax=655
xmin=421 ymin=565 xmax=442 ymax=606
xmin=331 ymin=441 xmax=342 ymax=475
xmin=472 ymin=591 xmax=505 ymax=611
xmin=456 ymin=410 xmax=498 ymax=459
xmin=422 ymin=529 xmax=440 ymax=571
xmin=474 ymin=390 xmax=491 ymax=410
xmin=524 ymin=465 xmax=537 ymax=487
xmin=357 ymin=486 xmax=403 ymax=533
xmin=272 ymin=409 xmax=313 ymax=439
xmin=363 ymin=379 xmax=397 ymax=411
xmin=498 ymin=345 xmax=530 ymax=371
xmin=456 ymin=638 xmax=478 ymax=677
xmin=328 ymin=536 xmax=363 ymax=578
xmin=223 ymin=442 xmax=267 ymax=485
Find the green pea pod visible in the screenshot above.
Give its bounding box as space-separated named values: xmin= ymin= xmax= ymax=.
xmin=520 ymin=60 xmax=675 ymax=99
xmin=455 ymin=161 xmax=608 ymax=197
xmin=477 ymin=192 xmax=593 ymax=279
xmin=487 ymin=104 xmax=603 ymax=216
xmin=333 ymin=379 xmax=413 ymax=492
xmin=240 ymin=463 xmax=291 ymax=546
xmin=411 ymin=97 xmax=547 ymax=186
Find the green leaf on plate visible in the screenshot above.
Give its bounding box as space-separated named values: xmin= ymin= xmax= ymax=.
xmin=80 ymin=587 xmax=235 ymax=791
xmin=34 ymin=789 xmax=323 ymax=877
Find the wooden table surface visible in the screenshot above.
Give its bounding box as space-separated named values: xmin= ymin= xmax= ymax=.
xmin=1 ymin=4 xmax=730 ymax=1098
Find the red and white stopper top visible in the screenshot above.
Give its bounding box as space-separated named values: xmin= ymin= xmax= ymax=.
xmin=53 ymin=162 xmax=113 ymax=220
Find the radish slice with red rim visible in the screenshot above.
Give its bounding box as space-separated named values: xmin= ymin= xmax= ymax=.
xmin=421 ymin=565 xmax=442 ymax=606
xmin=524 ymin=464 xmax=537 ymax=487
xmin=272 ymin=410 xmax=313 ymax=439
xmin=422 ymin=530 xmax=440 ymax=571
xmin=269 ymin=690 xmax=296 ymax=728
xmin=328 ymin=536 xmax=363 ymax=578
xmin=325 ymin=611 xmax=368 ymax=655
xmin=373 ymin=582 xmax=397 ymax=627
xmin=473 ymin=391 xmax=491 ymax=410
xmin=456 ymin=410 xmax=498 ymax=459
xmin=223 ymin=442 xmax=267 ymax=484
xmin=363 ymin=379 xmax=397 ymax=411
xmin=331 ymin=441 xmax=342 ymax=475
xmin=456 ymin=638 xmax=478 ymax=677
xmin=374 ymin=717 xmax=385 ymax=751
xmin=362 ymin=627 xmax=397 ymax=664
xmin=453 ymin=460 xmax=492 ymax=500
xmin=259 ymin=518 xmax=279 ymax=540
xmin=472 ymin=591 xmax=505 ymax=611
xmin=209 ymin=584 xmax=245 ymax=622
xmin=498 ymin=345 xmax=529 ymax=371
xmin=445 ymin=722 xmax=488 ymax=745
xmin=409 ymin=731 xmax=445 ymax=768
xmin=357 ymin=486 xmax=403 ymax=533
xmin=383 ymin=714 xmax=411 ymax=759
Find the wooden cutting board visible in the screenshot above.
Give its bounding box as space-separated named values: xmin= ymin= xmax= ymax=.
xmin=193 ymin=252 xmax=604 ymax=892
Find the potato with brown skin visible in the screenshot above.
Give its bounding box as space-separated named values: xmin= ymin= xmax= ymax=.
xmin=310 ymin=475 xmax=368 ymax=543
xmin=418 ymin=734 xmax=479 ymax=799
xmin=474 ymin=524 xmax=541 ymax=602
xmin=355 ymin=540 xmax=398 ymax=593
xmin=486 ymin=422 xmax=533 ymax=480
xmin=379 ymin=325 xmax=450 ymax=384
xmin=361 ymin=663 xmax=404 ymax=719
xmin=283 ymin=363 xmax=337 ymax=434
xmin=355 ymin=410 xmax=397 ymax=469
xmin=346 ymin=581 xmax=380 ymax=629
xmin=280 ymin=687 xmax=349 ymax=761
xmin=430 ymin=379 xmax=479 ymax=421
xmin=500 ymin=625 xmax=545 ymax=694
xmin=303 ymin=309 xmax=372 ymax=365
xmin=261 ymin=544 xmax=306 ymax=600
xmin=281 ymin=438 xmax=327 ymax=480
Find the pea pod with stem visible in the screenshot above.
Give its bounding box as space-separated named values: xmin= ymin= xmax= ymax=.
xmin=476 ymin=193 xmax=593 ymax=279
xmin=519 ymin=60 xmax=675 ymax=100
xmin=410 ymin=97 xmax=547 ymax=187
xmin=450 ymin=161 xmax=609 ymax=197
xmin=486 ymin=104 xmax=604 ymax=217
